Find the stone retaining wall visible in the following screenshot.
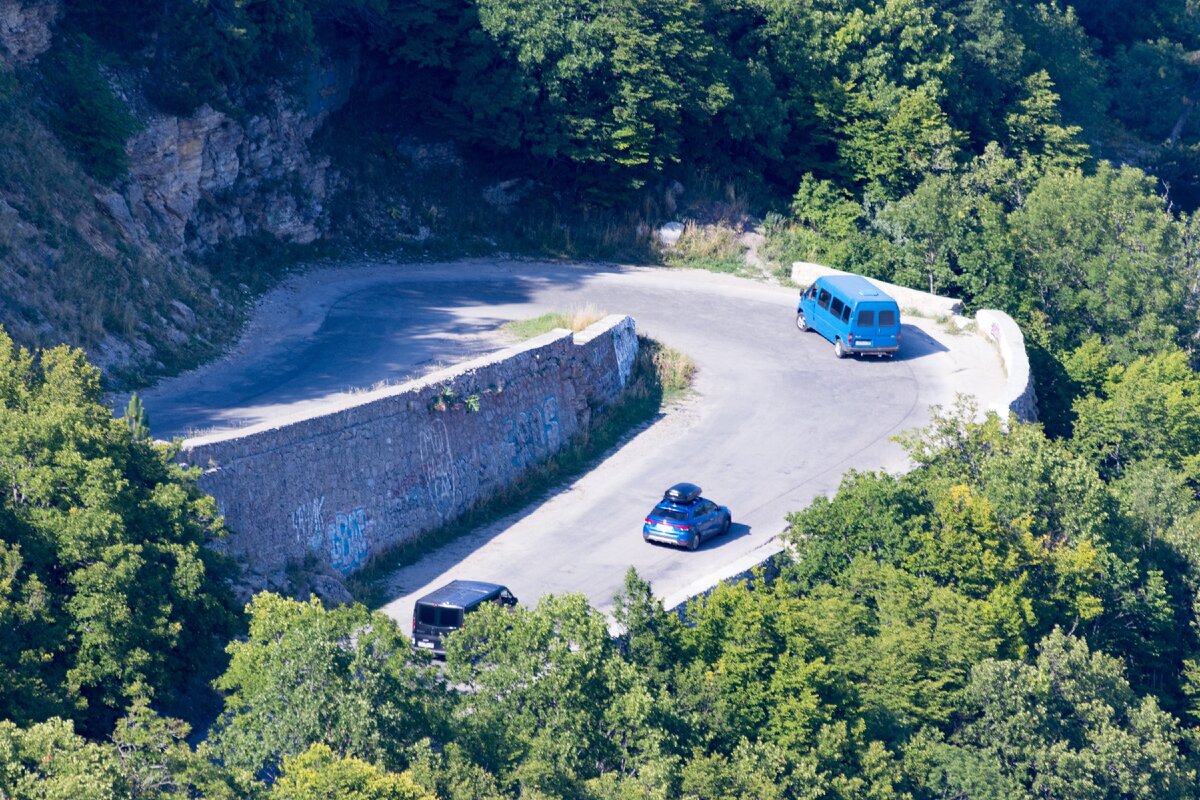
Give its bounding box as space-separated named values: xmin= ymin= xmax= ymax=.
xmin=790 ymin=261 xmax=1037 ymax=422
xmin=183 ymin=315 xmax=638 ymax=581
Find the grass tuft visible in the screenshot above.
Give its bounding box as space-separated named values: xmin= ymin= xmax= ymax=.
xmin=501 ymin=306 xmax=608 ymax=340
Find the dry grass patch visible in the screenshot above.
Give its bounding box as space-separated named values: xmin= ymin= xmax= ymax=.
xmin=502 ymin=306 xmax=608 ymax=340
xmin=664 ymin=222 xmax=747 ymax=275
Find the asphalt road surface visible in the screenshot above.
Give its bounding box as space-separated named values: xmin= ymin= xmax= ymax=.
xmin=139 ymin=259 xmax=1008 ymax=623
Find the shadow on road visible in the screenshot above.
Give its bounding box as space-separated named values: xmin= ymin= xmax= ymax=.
xmin=142 ymin=262 xmax=624 ymax=438
xmin=888 ymin=324 xmax=950 ymax=362
xmin=697 ymin=521 xmax=753 ymax=550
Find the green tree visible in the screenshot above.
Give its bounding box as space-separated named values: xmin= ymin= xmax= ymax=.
xmin=39 ymin=34 xmax=140 ymax=182
xmin=0 ymin=718 xmax=121 ymax=800
xmin=1010 ymin=162 xmax=1187 ymax=358
xmin=269 ymin=744 xmax=433 ymax=800
xmin=913 ymin=630 xmax=1197 ymax=800
xmin=1071 ymin=348 xmax=1200 ymax=480
xmin=209 ymin=593 xmax=441 ymax=780
xmin=0 ymin=328 xmax=237 ymax=734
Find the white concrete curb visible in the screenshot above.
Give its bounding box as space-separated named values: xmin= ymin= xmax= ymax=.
xmin=975 ymin=309 xmax=1039 ymax=422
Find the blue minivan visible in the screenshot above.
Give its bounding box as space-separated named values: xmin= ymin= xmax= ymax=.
xmin=796 ymin=275 xmax=901 ymax=358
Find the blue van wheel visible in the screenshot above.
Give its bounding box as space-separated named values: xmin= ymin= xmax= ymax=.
xmin=796 ymin=312 xmax=809 ymax=332
xmin=834 ymin=339 xmax=848 ymax=359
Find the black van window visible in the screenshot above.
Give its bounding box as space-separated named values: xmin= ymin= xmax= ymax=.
xmin=830 ymin=297 xmax=844 ymax=317
xmin=840 ymin=305 xmax=851 ymax=323
xmin=417 ymin=604 xmax=464 ymax=628
xmin=858 ymin=309 xmax=874 ymax=326
xmin=817 ymin=289 xmax=831 ymax=309
xmin=879 ymin=309 xmax=897 ymax=326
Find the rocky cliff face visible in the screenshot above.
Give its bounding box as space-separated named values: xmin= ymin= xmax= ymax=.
xmin=0 ymin=1 xmax=360 ymax=379
xmin=102 ymin=86 xmax=340 ymax=257
xmin=0 ymin=0 xmax=57 ymax=66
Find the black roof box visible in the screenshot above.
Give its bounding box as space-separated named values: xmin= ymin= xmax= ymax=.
xmin=664 ymin=482 xmax=702 ymax=504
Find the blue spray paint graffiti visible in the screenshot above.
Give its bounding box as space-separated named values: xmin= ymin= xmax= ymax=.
xmin=328 ymin=507 xmax=369 ymax=574
xmin=506 ymin=395 xmax=561 ymax=469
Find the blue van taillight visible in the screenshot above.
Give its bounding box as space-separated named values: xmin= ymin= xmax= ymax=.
xmin=848 ymin=334 xmax=855 ymax=345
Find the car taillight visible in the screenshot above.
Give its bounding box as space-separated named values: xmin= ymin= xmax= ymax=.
xmin=848 ymin=333 xmax=855 ymax=345
xmin=412 ymin=615 xmax=416 ymax=632
xmin=677 ymin=524 xmax=691 ymax=531
xmin=645 ymin=517 xmax=653 ymax=524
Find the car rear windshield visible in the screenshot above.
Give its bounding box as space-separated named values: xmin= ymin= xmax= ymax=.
xmin=857 ymin=309 xmax=874 ymax=326
xmin=651 ymin=504 xmax=690 ymax=521
xmin=879 ymin=309 xmax=897 ymax=326
xmin=416 ymin=604 xmax=464 ymax=628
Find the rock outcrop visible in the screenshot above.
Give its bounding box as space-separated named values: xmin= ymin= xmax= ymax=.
xmin=0 ymin=0 xmax=58 ymax=67
xmin=107 ymin=64 xmax=352 ymax=256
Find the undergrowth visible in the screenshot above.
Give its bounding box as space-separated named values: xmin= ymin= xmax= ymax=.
xmin=346 ymin=335 xmax=695 ymax=606
xmin=664 ymin=222 xmax=747 ymax=274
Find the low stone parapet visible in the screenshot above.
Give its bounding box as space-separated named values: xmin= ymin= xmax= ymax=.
xmin=182 ymin=315 xmax=639 ymax=582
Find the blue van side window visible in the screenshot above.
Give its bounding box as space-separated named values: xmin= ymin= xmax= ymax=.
xmin=858 ymin=309 xmax=874 ymax=326
xmin=818 ymin=289 xmax=831 ymax=309
xmin=840 ymin=305 xmax=851 ymax=323
xmin=879 ymin=309 xmax=896 ymax=326
xmin=830 ymin=297 xmax=845 ymax=318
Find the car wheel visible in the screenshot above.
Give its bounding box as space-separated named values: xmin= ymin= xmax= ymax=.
xmin=796 ymin=311 xmax=809 ymax=332
xmin=834 ymin=338 xmax=848 ymax=359
xmin=687 ymin=532 xmax=700 ymax=552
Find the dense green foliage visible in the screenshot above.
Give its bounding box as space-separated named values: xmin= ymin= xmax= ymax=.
xmin=0 ymin=329 xmax=238 ymax=736
xmin=10 ymin=1 xmax=1200 ymax=797
xmin=45 ymin=0 xmax=1200 ymax=195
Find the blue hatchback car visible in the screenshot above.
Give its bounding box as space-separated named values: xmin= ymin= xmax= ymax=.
xmin=643 ymin=483 xmax=732 ymax=551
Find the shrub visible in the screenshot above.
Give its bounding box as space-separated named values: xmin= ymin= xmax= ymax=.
xmin=39 ymin=34 xmax=139 ymax=183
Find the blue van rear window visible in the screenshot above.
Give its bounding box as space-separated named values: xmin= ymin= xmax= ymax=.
xmin=858 ymin=310 xmax=874 ymax=326
xmin=879 ymin=309 xmax=896 ymax=326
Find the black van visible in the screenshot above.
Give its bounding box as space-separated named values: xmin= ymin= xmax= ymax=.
xmin=412 ymin=580 xmax=517 ymax=656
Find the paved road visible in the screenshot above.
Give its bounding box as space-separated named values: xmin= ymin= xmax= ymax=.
xmin=139 ymin=259 xmax=1008 ymax=621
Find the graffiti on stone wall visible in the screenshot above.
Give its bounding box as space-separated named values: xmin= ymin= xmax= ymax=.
xmin=329 ymin=507 xmax=369 ymax=574
xmin=506 ymin=395 xmax=561 ymax=469
xmin=612 ymin=319 xmax=637 ymax=386
xmin=419 ymin=418 xmax=457 ymax=516
xmin=292 ymin=496 xmax=326 ymax=551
